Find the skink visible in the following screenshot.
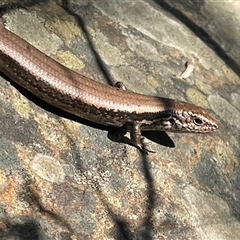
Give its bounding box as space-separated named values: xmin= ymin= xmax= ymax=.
xmin=0 ymin=20 xmax=218 ymax=152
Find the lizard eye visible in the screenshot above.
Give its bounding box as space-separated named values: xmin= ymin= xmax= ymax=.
xmin=194 ymin=118 xmax=203 ymax=126
xmin=169 ymin=118 xmax=175 ymax=125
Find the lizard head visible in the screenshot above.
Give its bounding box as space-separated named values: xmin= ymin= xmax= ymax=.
xmin=158 ymin=107 xmax=219 ymax=133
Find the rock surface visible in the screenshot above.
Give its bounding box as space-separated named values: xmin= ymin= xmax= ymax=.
xmin=0 ymin=0 xmax=239 ymax=239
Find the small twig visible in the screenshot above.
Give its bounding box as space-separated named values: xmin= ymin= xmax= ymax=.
xmin=179 ymin=58 xmax=195 ymax=79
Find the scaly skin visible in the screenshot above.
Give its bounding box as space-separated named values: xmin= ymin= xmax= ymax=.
xmin=0 ymin=20 xmax=218 ymax=152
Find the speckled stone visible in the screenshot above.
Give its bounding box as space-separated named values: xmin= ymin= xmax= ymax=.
xmin=0 ymin=0 xmax=240 ymax=239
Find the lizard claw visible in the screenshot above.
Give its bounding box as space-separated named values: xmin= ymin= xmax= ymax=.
xmin=134 ymin=139 xmax=156 ymax=154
